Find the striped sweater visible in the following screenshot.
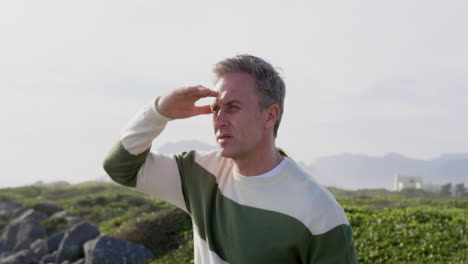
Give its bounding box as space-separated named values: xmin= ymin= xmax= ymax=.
xmin=103 ymin=98 xmax=358 ymax=264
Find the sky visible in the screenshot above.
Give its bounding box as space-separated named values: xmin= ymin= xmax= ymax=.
xmin=0 ymin=0 xmax=467 ymax=188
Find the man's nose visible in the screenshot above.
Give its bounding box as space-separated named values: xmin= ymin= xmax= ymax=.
xmin=213 ymin=110 xmax=229 ymax=129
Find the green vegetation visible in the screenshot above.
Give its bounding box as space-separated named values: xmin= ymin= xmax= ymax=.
xmin=344 ymin=206 xmax=466 ymax=263
xmin=0 ymin=182 xmax=466 ymax=263
xmin=42 ymin=216 xmax=69 ymax=235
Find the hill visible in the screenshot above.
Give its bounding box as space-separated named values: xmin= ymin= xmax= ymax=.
xmin=302 ymin=152 xmax=468 ymax=190
xmin=156 ymin=140 xmax=468 ymax=191
xmin=0 ymin=182 xmax=466 ymax=263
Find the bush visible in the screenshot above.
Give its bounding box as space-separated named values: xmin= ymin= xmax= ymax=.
xmin=42 ymin=217 xmax=69 ymax=236
xmin=112 ymin=206 xmax=192 ymax=257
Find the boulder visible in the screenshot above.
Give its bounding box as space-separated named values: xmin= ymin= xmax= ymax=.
xmin=0 ymin=202 xmax=21 ymax=221
xmin=55 ymin=222 xmax=99 ymax=263
xmin=0 ymin=202 xmax=20 ymax=212
xmin=50 ymin=211 xmax=69 ymax=219
xmin=11 ymin=209 xmax=48 ymax=224
xmin=46 ymin=232 xmax=65 ymax=253
xmin=0 ymin=249 xmax=37 ymax=264
xmin=0 ymin=209 xmax=47 ymax=253
xmin=0 ymin=240 xmax=7 ymax=257
xmin=11 ymin=208 xmax=28 ymax=219
xmin=33 ymin=202 xmax=63 ymax=217
xmin=41 ymin=252 xmax=57 ymax=263
xmin=30 ymin=239 xmax=48 ymax=259
xmin=50 ymin=211 xmax=82 ymax=227
xmin=83 ymin=235 xmax=154 ymax=264
xmin=13 ymin=219 xmax=47 ymax=252
xmin=64 ymin=216 xmax=82 ymax=226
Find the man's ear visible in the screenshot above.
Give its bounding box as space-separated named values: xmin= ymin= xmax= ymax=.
xmin=264 ymin=104 xmax=280 ymax=129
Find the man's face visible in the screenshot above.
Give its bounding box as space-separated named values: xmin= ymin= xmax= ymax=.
xmin=212 ymin=72 xmax=266 ymax=159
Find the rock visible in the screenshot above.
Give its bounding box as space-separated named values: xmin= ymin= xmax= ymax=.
xmin=72 ymin=259 xmax=85 ymax=264
xmin=55 ymin=222 xmax=99 ymax=263
xmin=12 ymin=218 xmax=47 ymax=252
xmin=0 ymin=209 xmax=47 ymax=253
xmin=41 ymin=252 xmax=57 ymax=263
xmin=0 ymin=202 xmax=20 ymax=212
xmin=50 ymin=211 xmax=82 ymax=227
xmin=30 ymin=239 xmax=48 ymax=259
xmin=46 ymin=232 xmax=64 ymax=253
xmin=0 ymin=202 xmax=21 ymax=225
xmin=0 ymin=240 xmax=7 ymax=257
xmin=83 ymin=235 xmax=154 ymax=264
xmin=11 ymin=208 xmax=28 ymax=219
xmin=64 ymin=216 xmax=82 ymax=226
xmin=12 ymin=209 xmax=48 ymax=223
xmin=0 ymin=202 xmax=21 ymax=221
xmin=0 ymin=249 xmax=37 ymax=264
xmin=50 ymin=211 xmax=69 ymax=219
xmin=33 ymin=202 xmax=63 ymax=217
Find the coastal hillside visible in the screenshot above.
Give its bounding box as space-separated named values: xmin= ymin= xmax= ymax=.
xmin=0 ymin=182 xmax=466 ymax=263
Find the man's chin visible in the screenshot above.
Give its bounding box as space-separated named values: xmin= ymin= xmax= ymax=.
xmin=218 ymin=147 xmax=236 ymax=159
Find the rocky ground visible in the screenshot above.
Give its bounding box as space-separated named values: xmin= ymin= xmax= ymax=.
xmin=0 ymin=201 xmax=154 ymax=264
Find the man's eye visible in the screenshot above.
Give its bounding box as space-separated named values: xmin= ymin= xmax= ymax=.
xmin=211 ymin=105 xmax=220 ymax=112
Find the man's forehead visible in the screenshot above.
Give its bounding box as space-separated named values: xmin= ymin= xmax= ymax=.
xmin=214 ymin=72 xmax=256 ymax=101
xmin=214 ymin=90 xmax=242 ymax=104
xmin=214 ymin=82 xmax=243 ymax=103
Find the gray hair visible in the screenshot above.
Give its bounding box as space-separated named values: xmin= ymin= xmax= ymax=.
xmin=212 ymin=54 xmax=286 ymax=137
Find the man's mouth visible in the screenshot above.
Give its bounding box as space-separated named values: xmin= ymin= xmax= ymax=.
xmin=216 ymin=134 xmax=233 ymax=145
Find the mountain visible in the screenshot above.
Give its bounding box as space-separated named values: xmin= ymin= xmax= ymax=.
xmin=156 ymin=140 xmax=467 ymax=191
xmin=303 ymin=153 xmax=468 ymax=190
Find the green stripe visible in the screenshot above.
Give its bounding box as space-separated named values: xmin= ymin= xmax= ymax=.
xmin=103 ymin=141 xmax=151 ymax=187
xmin=301 ymin=224 xmax=357 ymax=263
xmin=175 ymin=151 xmax=357 ymax=264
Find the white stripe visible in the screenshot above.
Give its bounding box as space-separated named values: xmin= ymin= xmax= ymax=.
xmin=121 ymin=97 xmax=171 ymax=155
xmin=193 ymin=225 xmax=229 ymax=264
xmin=195 ymin=151 xmax=349 ymax=235
xmin=120 ymin=98 xmax=187 ymax=212
xmin=135 ymin=152 xmax=188 ymax=213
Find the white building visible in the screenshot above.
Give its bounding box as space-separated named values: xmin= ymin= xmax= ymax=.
xmin=394 ymin=174 xmax=444 ymax=194
xmin=394 ymin=174 xmax=423 ymax=191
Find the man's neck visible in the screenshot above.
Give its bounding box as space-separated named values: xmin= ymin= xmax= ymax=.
xmin=233 ymin=144 xmax=284 ymax=176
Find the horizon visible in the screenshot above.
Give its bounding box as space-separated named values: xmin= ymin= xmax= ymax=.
xmin=155 ymin=139 xmax=468 ymax=162
xmin=1 ymin=143 xmax=466 ymax=189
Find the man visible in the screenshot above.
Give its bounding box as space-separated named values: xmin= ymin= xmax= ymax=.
xmin=103 ymin=54 xmax=357 ymax=263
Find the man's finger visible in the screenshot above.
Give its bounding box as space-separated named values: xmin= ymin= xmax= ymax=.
xmin=194 ymin=105 xmax=213 ymax=115
xmin=186 ymin=86 xmax=218 ymax=98
xmin=195 ymin=86 xmax=218 ymax=98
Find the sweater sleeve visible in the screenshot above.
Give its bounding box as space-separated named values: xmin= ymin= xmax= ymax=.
xmin=102 ymin=97 xmax=188 ymax=212
xmin=300 ymin=224 xmax=358 ymax=264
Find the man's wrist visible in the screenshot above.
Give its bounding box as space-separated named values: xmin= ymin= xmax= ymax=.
xmin=153 ymin=97 xmax=173 ymax=122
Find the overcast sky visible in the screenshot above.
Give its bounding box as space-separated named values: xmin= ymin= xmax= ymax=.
xmin=1 ymin=0 xmax=467 ymax=188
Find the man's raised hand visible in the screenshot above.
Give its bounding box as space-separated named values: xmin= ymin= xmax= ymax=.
xmin=157 ymin=86 xmax=218 ymax=119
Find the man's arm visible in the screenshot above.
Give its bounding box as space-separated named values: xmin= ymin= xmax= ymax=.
xmin=299 ymin=224 xmax=358 ymax=264
xmin=103 ymin=97 xmax=171 ymax=187
xmin=102 ymin=86 xmax=217 ymax=211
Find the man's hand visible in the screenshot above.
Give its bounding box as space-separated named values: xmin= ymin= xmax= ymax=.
xmin=157 ymin=85 xmax=218 ymax=119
